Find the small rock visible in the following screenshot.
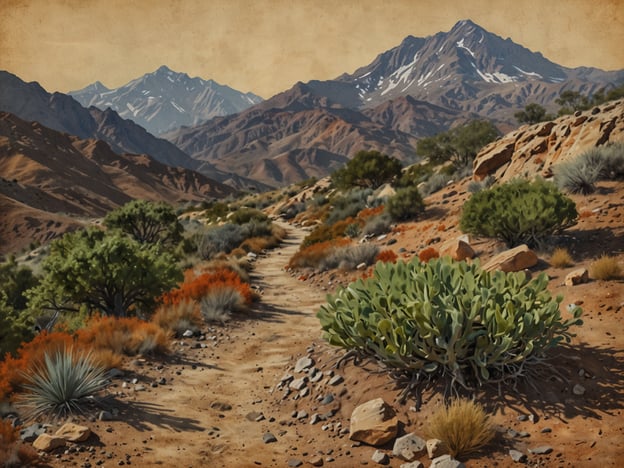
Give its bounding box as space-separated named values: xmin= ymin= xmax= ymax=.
xmin=371 ymin=450 xmax=389 ymax=465
xmin=20 ymin=423 xmax=45 ymax=442
xmin=426 ymin=438 xmax=448 ymax=459
xmin=400 ymin=462 xmax=424 ymax=468
xmin=528 ymin=446 xmax=553 ymax=455
xmin=294 ymin=356 xmax=314 ymax=373
xmin=287 ymin=458 xmax=303 ymax=467
xmin=182 ymin=329 xmax=194 ymax=338
xmin=246 ymin=411 xmax=264 ymax=421
xmin=430 ymin=455 xmax=465 ymax=468
xmin=392 ymin=433 xmax=426 ymax=461
xmin=565 ymin=268 xmax=589 ymax=286
xmin=296 ymin=410 xmax=308 ymax=420
xmin=210 ymin=402 xmax=232 ymax=411
xmin=328 ymin=375 xmax=344 ymax=386
xmin=55 ymin=423 xmax=91 ymax=442
xmin=134 ymin=385 xmax=146 ymax=392
xmin=349 ymin=398 xmax=398 ymax=446
xmin=321 ymin=394 xmax=334 ymax=405
xmin=573 ymin=384 xmax=586 ymax=395
xmin=98 ymin=411 xmax=114 ymax=421
xmin=33 ymin=433 xmax=66 ymax=452
xmin=509 ymin=449 xmax=527 ymax=463
xmin=308 ymin=455 xmax=324 ymax=466
xmin=356 ymin=262 xmax=367 ymax=270
xmin=263 ymin=432 xmax=277 ymax=444
xmin=541 ymin=427 xmax=552 ymax=433
xmin=289 ymin=377 xmax=307 ymax=391
xmin=310 ymin=414 xmax=321 ymax=425
xmin=517 ymin=415 xmax=528 ymax=422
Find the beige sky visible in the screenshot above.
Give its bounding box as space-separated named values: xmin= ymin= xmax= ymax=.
xmin=1 ymin=0 xmax=623 ymax=98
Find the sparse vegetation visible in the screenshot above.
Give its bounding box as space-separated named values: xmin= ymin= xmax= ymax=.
xmin=590 ymin=255 xmax=621 ymax=280
xmin=460 ymin=178 xmax=578 ymax=247
xmin=0 ymin=418 xmax=39 ymax=467
xmin=386 ymin=186 xmax=425 ymax=221
xmin=426 ymin=399 xmax=495 ymax=458
xmin=18 ymin=347 xmax=107 ymax=419
xmin=514 ymin=103 xmax=555 ymax=125
xmin=319 ymin=243 xmax=379 ymax=271
xmin=555 ymin=143 xmax=624 ymax=195
xmin=331 ymin=150 xmax=402 ymax=190
xmin=200 ymin=288 xmax=248 ymax=322
xmin=550 ymin=247 xmax=574 ymax=268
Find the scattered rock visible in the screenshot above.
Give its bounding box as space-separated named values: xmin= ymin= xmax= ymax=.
xmin=541 ymin=427 xmax=552 ymax=433
xmin=98 ymin=411 xmax=114 ymax=421
xmin=483 ymin=244 xmax=538 ymax=272
xmin=33 ymin=433 xmax=66 ymax=452
xmin=294 ymin=356 xmax=314 ymax=373
xmin=308 ymin=455 xmax=324 ymax=466
xmin=287 ymin=458 xmax=303 ymax=467
xmin=528 ymin=446 xmax=553 ymax=455
xmin=20 ymin=423 xmax=46 ymax=442
xmin=400 ymin=462 xmax=424 ymax=468
xmin=321 ymin=394 xmax=334 ymax=405
xmin=55 ymin=423 xmax=91 ymax=442
xmin=509 ymin=449 xmax=527 ymax=463
xmin=426 ymin=438 xmax=448 ymax=459
xmin=290 ymin=377 xmax=308 ymax=390
xmin=371 ymin=450 xmax=389 ymax=465
xmin=356 ymin=262 xmax=367 ymax=270
xmin=328 ymin=375 xmax=344 ymax=386
xmin=246 ymin=411 xmax=264 ymax=422
xmin=349 ymin=398 xmax=399 ymax=446
xmin=439 ymin=237 xmax=475 ymax=261
xmin=182 ymin=329 xmax=194 ymax=338
xmin=430 ymin=454 xmax=466 ymax=468
xmin=573 ymin=384 xmax=586 ymax=395
xmin=565 ymin=268 xmax=589 ymax=286
xmin=392 ymin=433 xmax=426 ymax=461
xmin=263 ymin=432 xmax=277 ymax=444
xmin=210 ymin=402 xmax=232 ymax=411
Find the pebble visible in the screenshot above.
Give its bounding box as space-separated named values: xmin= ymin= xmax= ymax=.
xmin=328 ymin=375 xmax=344 ymax=386
xmin=294 ymin=356 xmax=314 ymax=373
xmin=541 ymin=427 xmax=552 ymax=433
xmin=509 ymin=449 xmax=527 ymax=463
xmin=573 ymin=384 xmax=586 ymax=395
xmin=321 ymin=394 xmax=334 ymax=405
xmin=528 ymin=446 xmax=553 ymax=455
xmin=287 ymin=459 xmax=303 ymax=467
xmin=263 ymin=432 xmax=277 ymax=444
xmin=372 ymin=450 xmax=389 ymax=465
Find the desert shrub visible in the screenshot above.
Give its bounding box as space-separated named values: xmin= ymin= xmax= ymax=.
xmin=426 ymin=399 xmax=495 ymax=458
xmin=279 ymin=202 xmax=306 ymax=220
xmin=318 ymin=257 xmax=582 ymax=396
xmin=320 ymin=244 xmax=380 ymax=271
xmin=600 ymin=142 xmax=624 ymax=179
xmin=18 ymin=348 xmax=107 ymax=419
xmin=0 ymin=296 xmax=34 ymax=360
xmin=376 ymin=250 xmax=398 ymax=263
xmin=325 ymin=188 xmax=373 ymax=225
xmin=228 ymin=208 xmax=269 ymax=225
xmin=331 ymin=150 xmax=402 ymax=190
xmin=396 ymin=163 xmax=434 ymax=188
xmin=554 ymin=148 xmax=604 ymax=194
xmin=152 ymin=301 xmax=202 ymax=337
xmin=467 ymin=175 xmax=495 ymax=194
xmin=590 ymin=255 xmax=621 ymax=280
xmin=386 ymin=186 xmax=425 ymax=221
xmin=550 ymin=248 xmax=574 ymax=268
xmin=0 ymin=419 xmax=39 ymax=467
xmin=76 ymin=316 xmax=170 ymax=356
xmin=420 ymin=173 xmax=452 ymax=196
xmin=288 ymin=239 xmax=351 ymax=269
xmin=460 ymin=178 xmax=578 ymax=248
xmin=362 ymin=213 xmax=392 ymax=236
xmin=200 ymin=288 xmax=248 ymax=322
xmin=162 ymin=268 xmax=253 ymax=306
xmin=196 ymin=224 xmax=247 ymax=259
xmin=419 ymin=247 xmax=440 ymax=262
xmin=344 ymin=222 xmax=361 ymax=239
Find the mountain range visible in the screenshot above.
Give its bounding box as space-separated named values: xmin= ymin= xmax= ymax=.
xmin=70 ymin=66 xmax=263 ymax=136
xmin=0 ymin=111 xmax=235 ymax=253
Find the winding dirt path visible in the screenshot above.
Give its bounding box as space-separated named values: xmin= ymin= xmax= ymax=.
xmin=87 ymin=223 xmax=331 ymax=467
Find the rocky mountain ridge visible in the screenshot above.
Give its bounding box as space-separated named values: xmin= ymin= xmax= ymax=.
xmin=70 ymin=65 xmax=263 ymax=136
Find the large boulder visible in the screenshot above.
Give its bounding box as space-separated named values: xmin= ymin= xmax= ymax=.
xmin=349 ymin=398 xmax=399 ymax=446
xmin=483 ymin=245 xmax=538 ymax=272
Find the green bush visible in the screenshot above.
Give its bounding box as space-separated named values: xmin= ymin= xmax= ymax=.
xmin=320 ymin=244 xmax=380 ymax=271
xmin=420 ymin=173 xmax=451 ymax=196
xmin=386 ymin=186 xmax=425 ymax=221
xmin=19 ymin=348 xmax=107 ymax=419
xmin=554 ymin=143 xmax=624 ymax=194
xmin=460 ymin=178 xmax=577 ymax=247
xmin=318 ymin=257 xmax=582 ymax=392
xmin=228 ymin=208 xmax=269 ymax=225
xmin=325 ymin=188 xmax=373 ymax=225
xmin=331 ymin=150 xmax=402 ymax=190
xmin=196 ymin=224 xmax=247 ymax=259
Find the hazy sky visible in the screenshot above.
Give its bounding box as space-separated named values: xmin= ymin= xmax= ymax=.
xmin=1 ymin=0 xmax=623 ymax=98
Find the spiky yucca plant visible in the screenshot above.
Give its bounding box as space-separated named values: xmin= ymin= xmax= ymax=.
xmin=19 ymin=348 xmax=107 ymax=419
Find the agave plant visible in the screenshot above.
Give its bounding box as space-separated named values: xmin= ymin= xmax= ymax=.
xmin=19 ymin=347 xmax=108 ymax=419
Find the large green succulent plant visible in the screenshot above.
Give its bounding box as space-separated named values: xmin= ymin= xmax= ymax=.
xmin=318 ymin=257 xmax=582 ymax=391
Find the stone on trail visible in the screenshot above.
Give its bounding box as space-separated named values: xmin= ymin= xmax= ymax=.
xmin=33 ymin=433 xmax=65 ymax=452
xmin=371 ymin=449 xmax=390 ymax=465
xmin=528 ymin=446 xmax=553 ymax=455
xmin=289 ymin=377 xmax=307 ymax=390
xmin=400 ymin=462 xmax=424 ymax=468
xmin=263 ymin=432 xmax=277 ymax=444
xmin=55 ymin=422 xmax=91 ymax=442
xmin=294 ymin=356 xmax=314 ymax=373
xmin=430 ymin=454 xmax=466 ymax=468
xmin=308 ymin=455 xmax=324 ymax=466
xmin=287 ymin=458 xmax=303 ymax=467
xmin=509 ymin=449 xmax=527 ymax=463
xmin=349 ymin=398 xmax=399 ymax=446
xmin=392 ymin=433 xmax=426 ymax=461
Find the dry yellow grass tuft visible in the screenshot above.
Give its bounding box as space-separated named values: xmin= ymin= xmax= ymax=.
xmin=426 ymin=399 xmax=495 ymax=458
xmin=590 ymin=255 xmax=622 ymax=280
xmin=550 ymin=247 xmax=574 ymax=268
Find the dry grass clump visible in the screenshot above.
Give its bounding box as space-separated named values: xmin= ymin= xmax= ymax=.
xmin=590 ymin=255 xmax=621 ymax=280
xmin=152 ymin=300 xmax=202 ymax=337
xmin=200 ymin=288 xmax=248 ymax=323
xmin=550 ymin=247 xmax=574 ymax=268
xmin=426 ymin=399 xmax=495 ymax=458
xmin=0 ymin=419 xmax=39 ymax=467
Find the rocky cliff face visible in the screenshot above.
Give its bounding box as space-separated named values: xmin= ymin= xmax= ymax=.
xmin=472 ymin=99 xmax=624 ymax=181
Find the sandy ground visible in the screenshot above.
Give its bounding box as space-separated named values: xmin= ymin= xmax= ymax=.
xmin=36 ymin=203 xmax=624 ymax=468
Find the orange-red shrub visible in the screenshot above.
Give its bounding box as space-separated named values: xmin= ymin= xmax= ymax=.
xmin=376 ymin=250 xmax=398 ymax=263
xmin=162 ymin=268 xmax=253 ymax=305
xmin=288 ymin=238 xmax=351 ymax=269
xmin=358 ymin=206 xmax=385 ymax=220
xmin=419 ymin=247 xmax=440 ymax=263
xmin=0 ymin=419 xmax=38 ymax=467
